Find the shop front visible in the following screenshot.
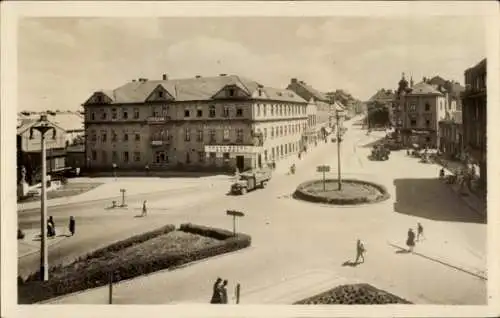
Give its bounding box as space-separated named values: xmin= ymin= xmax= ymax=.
xmin=204 ymin=144 xmax=264 ymax=172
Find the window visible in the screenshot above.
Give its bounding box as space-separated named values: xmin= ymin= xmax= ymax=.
xmin=134 ymin=152 xmax=141 ymax=162
xmin=284 ymin=126 xmax=288 ymax=135
xmin=123 ymin=151 xmax=129 ymax=163
xmin=229 ymin=89 xmax=235 ymax=97
xmin=184 ymin=109 xmax=190 ymax=117
xmin=111 ymin=108 xmax=117 ymax=119
xmin=209 ymin=105 xmax=216 ymax=117
xmin=101 ymin=151 xmax=107 ymax=163
xmin=271 ymin=105 xmax=274 ymax=116
xmin=122 ymin=109 xmax=128 ymax=119
xmin=426 ymin=137 xmax=431 ymax=142
xmin=123 ymin=133 xmax=128 ymax=141
xmin=257 ymin=104 xmax=261 ymax=117
xmin=209 ymin=129 xmax=216 ymax=142
xmin=112 ymin=151 xmax=118 ymax=162
xmin=91 ymin=112 xmax=95 ymax=120
xmin=197 ymin=129 xmax=203 ymax=142
xmin=236 ymin=129 xmax=244 ymax=142
xmin=271 ymin=127 xmax=275 ymax=138
xmin=100 ymin=110 xmax=107 ymax=120
xmin=263 ymin=104 xmax=267 ymax=116
xmin=223 ymin=106 xmax=230 ymax=117
xmin=223 ymin=128 xmax=230 ymax=141
xmin=152 ymin=108 xmax=160 ymax=117
xmin=135 ymin=133 xmax=140 ymax=141
xmin=134 ymin=108 xmax=140 ymax=119
xmin=111 ymin=130 xmax=117 ymax=141
xmin=409 ymin=104 xmax=417 ymax=112
xmin=236 ymin=107 xmax=243 ymax=117
xmin=209 ymin=152 xmax=216 ymax=162
xmin=162 ymin=106 xmax=168 ymax=115
xmin=425 ymin=119 xmax=430 ymax=127
xmin=91 ymin=150 xmax=97 ymax=160
xmin=410 ymin=119 xmax=417 ymax=127
xmin=185 ymin=128 xmax=191 ymax=141
xmin=197 ymin=108 xmax=203 ymax=117
xmin=158 ymin=91 xmax=164 ymax=98
xmin=223 ymin=152 xmax=230 ymax=162
xmin=198 ymin=152 xmax=205 ymax=163
xmin=425 ymin=103 xmax=430 ymax=111
xmin=280 ymin=126 xmax=283 ymax=136
xmin=263 ymin=128 xmax=267 ymax=139
xmin=101 ymin=131 xmax=107 ymax=142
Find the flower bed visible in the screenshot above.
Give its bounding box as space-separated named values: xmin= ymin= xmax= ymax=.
xmin=293 ymin=179 xmax=390 ymax=205
xmin=18 ymin=223 xmax=251 ymax=304
xmin=294 ymin=283 xmax=412 ymax=304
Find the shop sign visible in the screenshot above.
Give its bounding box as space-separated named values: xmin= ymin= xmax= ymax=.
xmin=204 ymin=145 xmax=262 ymax=154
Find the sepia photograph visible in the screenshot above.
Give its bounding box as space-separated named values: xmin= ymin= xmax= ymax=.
xmin=1 ymin=1 xmax=499 ymax=318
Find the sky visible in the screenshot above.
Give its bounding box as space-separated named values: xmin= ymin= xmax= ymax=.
xmin=18 ymin=17 xmax=486 ymax=112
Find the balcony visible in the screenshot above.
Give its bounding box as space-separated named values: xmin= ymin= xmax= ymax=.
xmin=147 ymin=116 xmax=171 ymax=124
xmin=150 ymin=135 xmax=172 ymax=146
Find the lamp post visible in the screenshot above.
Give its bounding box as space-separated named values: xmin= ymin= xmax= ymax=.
xmin=30 ymin=114 xmax=56 ymax=281
xmin=336 ymin=110 xmax=343 ymax=191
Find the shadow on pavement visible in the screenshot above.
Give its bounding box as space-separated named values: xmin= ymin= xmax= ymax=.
xmin=395 ymin=249 xmax=410 ymax=254
xmin=341 ymin=260 xmax=359 ymax=267
xmin=393 ymin=178 xmax=486 ymax=224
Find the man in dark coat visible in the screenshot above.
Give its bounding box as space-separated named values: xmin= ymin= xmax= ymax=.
xmin=210 ymin=278 xmax=222 ymax=304
xmin=69 ymin=216 xmax=76 ymax=236
xmin=407 ymin=228 xmax=416 ymax=252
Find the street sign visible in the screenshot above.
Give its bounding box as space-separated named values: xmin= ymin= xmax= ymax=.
xmin=226 ymin=210 xmax=245 ymax=235
xmin=317 ymin=165 xmax=331 ymax=173
xmin=227 ymin=210 xmax=245 ymax=217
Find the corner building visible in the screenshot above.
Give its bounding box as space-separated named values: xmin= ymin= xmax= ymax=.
xmin=83 ymin=74 xmax=308 ymax=173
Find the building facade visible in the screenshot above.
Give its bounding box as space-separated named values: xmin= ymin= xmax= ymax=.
xmin=438 ymin=111 xmax=463 ymax=159
xmin=286 ymin=78 xmax=333 ymax=144
xmin=401 ymin=80 xmax=447 ymax=148
xmin=83 ymin=74 xmax=308 ymax=173
xmin=462 ymin=58 xmax=487 ymax=189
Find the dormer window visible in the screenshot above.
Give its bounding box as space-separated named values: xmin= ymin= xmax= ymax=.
xmin=158 ymin=91 xmax=164 ymax=98
xmin=184 ymin=109 xmax=190 ymax=117
xmin=229 ymin=89 xmax=235 ymax=97
xmin=97 ymin=95 xmax=103 ymax=103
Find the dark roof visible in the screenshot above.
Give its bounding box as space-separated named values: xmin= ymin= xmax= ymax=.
xmin=86 ymin=75 xmax=307 ymax=105
xmin=288 ymin=80 xmax=329 ymax=102
xmin=368 ymin=89 xmax=395 ymax=103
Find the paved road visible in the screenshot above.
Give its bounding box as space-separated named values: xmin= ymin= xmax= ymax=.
xmin=28 ymin=117 xmax=487 ymax=305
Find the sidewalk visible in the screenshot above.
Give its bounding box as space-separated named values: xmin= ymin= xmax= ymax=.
xmin=17 ymin=177 xmax=231 ymax=212
xmin=18 ymin=229 xmax=69 ymax=258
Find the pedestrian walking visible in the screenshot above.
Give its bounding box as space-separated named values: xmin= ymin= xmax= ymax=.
xmin=68 ymin=216 xmax=76 ymax=236
xmin=355 ymin=239 xmax=366 ymax=264
xmin=210 ymin=278 xmax=222 ymax=304
xmin=416 ymin=222 xmax=424 ymax=241
xmin=406 ymin=228 xmax=416 ymax=252
xmin=141 ymin=200 xmax=148 ymax=217
xmin=48 ymin=216 xmax=55 ymax=237
xmin=220 ymin=280 xmax=229 ymax=304
xmin=439 ymin=168 xmax=445 ymax=179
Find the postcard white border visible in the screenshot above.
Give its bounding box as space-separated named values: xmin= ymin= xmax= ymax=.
xmin=2 ymin=1 xmax=499 ymax=318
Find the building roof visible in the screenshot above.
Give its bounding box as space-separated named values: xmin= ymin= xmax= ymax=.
xmin=16 ymin=116 xmax=64 ymax=135
xmin=17 ymin=111 xmax=84 ymax=133
xmin=87 ymin=75 xmax=307 ymax=105
xmin=287 ymin=79 xmax=329 ymax=103
xmin=407 ymin=82 xmax=444 ymax=96
xmin=332 ymin=101 xmax=346 ymax=112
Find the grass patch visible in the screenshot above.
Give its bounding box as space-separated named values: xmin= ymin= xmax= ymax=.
xmin=18 ymin=223 xmax=251 ymax=304
xmin=294 ymin=283 xmax=412 ymax=305
xmin=293 ymin=179 xmax=390 ymax=205
xmin=18 ymin=182 xmax=103 ymax=203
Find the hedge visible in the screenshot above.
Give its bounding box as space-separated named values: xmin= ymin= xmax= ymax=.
xmin=18 ymin=223 xmax=251 ymax=304
xmin=293 ymin=179 xmax=390 ymax=205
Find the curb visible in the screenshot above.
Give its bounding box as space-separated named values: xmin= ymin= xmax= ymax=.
xmin=387 ymin=242 xmax=487 ymax=281
xmin=18 ymin=235 xmax=69 ymax=259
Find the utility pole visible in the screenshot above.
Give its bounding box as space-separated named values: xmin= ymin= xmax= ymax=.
xmin=336 ymin=111 xmax=342 ymax=191
xmin=31 ymin=114 xmax=56 ymax=281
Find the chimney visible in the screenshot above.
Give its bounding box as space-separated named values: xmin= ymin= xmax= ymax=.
xmin=162 ymin=74 xmax=168 ymax=80
xmin=291 ymin=78 xmax=297 ymax=84
xmin=195 ymin=75 xmax=201 ymax=78
xmin=219 ymin=73 xmax=227 ymax=77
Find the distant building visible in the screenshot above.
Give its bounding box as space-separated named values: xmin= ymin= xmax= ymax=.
xmin=287 ymin=78 xmax=335 ymax=144
xmin=461 ymin=58 xmax=487 ymax=189
xmin=438 ymin=111 xmax=463 ymax=159
xmin=83 ymin=74 xmax=308 ymax=173
xmin=17 ymin=116 xmax=67 ymax=185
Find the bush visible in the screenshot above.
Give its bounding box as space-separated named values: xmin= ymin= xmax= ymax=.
xmin=19 ymin=223 xmax=251 ymax=304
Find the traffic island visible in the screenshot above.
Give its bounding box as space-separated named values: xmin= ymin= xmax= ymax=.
xmin=294 ymin=283 xmax=412 ymax=304
xmin=293 ymin=179 xmax=390 ymax=205
xmin=18 ymin=223 xmax=251 ymax=304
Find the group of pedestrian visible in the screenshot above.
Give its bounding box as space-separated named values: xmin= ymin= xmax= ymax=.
xmin=406 ymin=222 xmax=425 ymax=252
xmin=210 ymin=277 xmax=229 ymax=304
xmin=354 ymin=222 xmax=425 ymax=265
xmin=47 ymin=216 xmax=76 ymax=238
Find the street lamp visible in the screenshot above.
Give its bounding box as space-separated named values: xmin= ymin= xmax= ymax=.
xmin=335 ymin=110 xmax=343 ymax=191
xmin=29 ymin=114 xmax=56 ymax=281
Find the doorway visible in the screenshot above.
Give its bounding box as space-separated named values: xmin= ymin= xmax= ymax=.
xmin=258 ymin=154 xmax=262 ymax=169
xmin=236 ymin=155 xmax=245 ymax=172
